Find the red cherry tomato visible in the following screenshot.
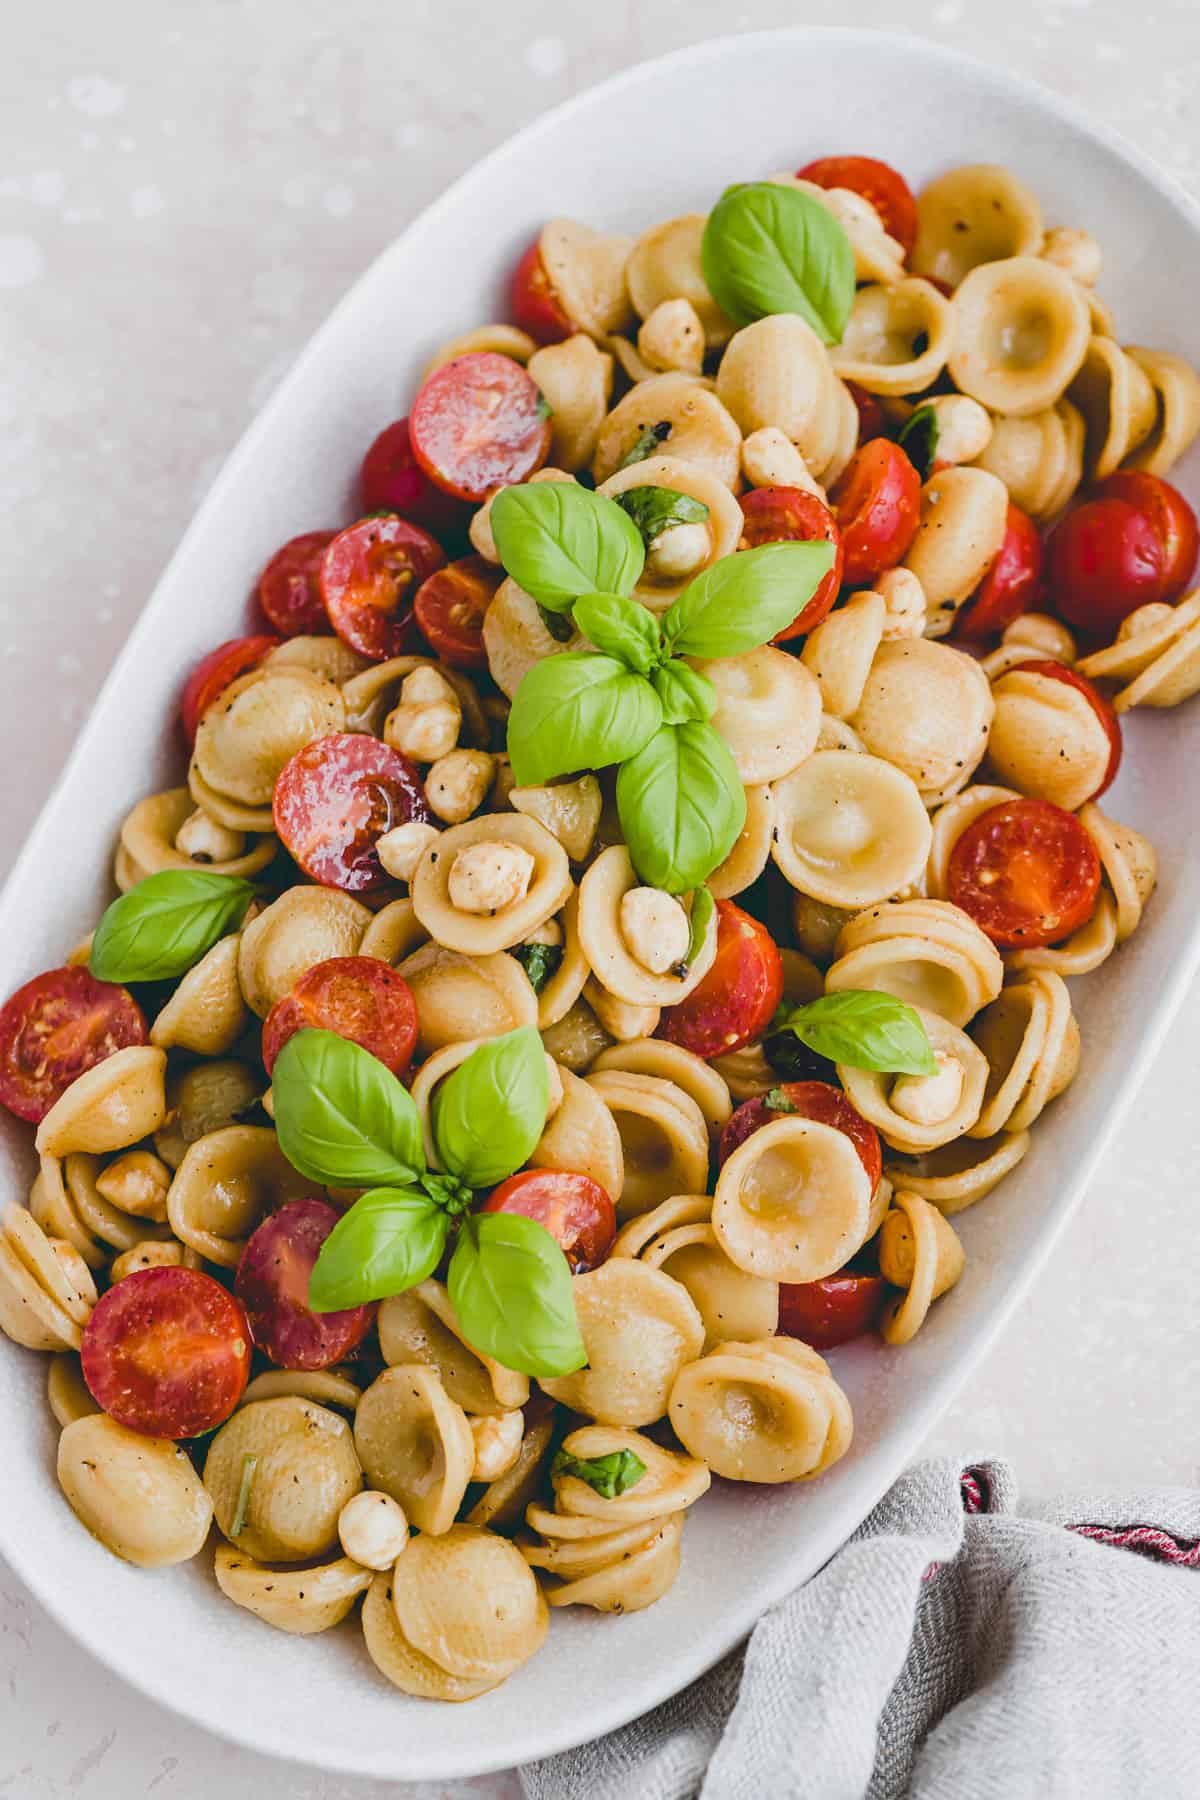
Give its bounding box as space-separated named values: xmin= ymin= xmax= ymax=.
xmin=273 ymin=732 xmax=429 ymax=893
xmin=738 ymin=487 xmax=844 ymax=639
xmin=1046 ymin=497 xmax=1166 ymax=641
xmin=796 ymin=155 xmax=918 ymax=256
xmin=235 ymin=1199 xmax=376 ymax=1371
xmin=830 ymin=439 xmax=922 ymax=586
xmin=360 ymin=417 xmax=470 ymax=537
xmin=1008 ymin=659 xmax=1122 ymax=799
xmin=261 ymin=956 xmax=418 ymax=1077
xmin=718 ymin=1081 xmax=882 ymax=1188
xmin=952 ymin=503 xmax=1044 ymax=641
xmin=319 ymin=514 xmax=446 ymax=663
xmin=657 ymin=901 xmax=784 ymax=1061
xmin=414 ymin=555 xmax=502 ymax=669
xmin=1094 ymin=470 xmax=1199 ymax=605
xmin=0 ymin=967 xmax=147 ymax=1125
xmin=846 ymin=381 xmax=885 ymax=444
xmin=180 ymin=634 xmax=280 ymax=746
xmin=482 ymin=1169 xmax=616 ymax=1274
xmin=947 ymin=796 xmax=1101 ymax=950
xmin=409 ymin=353 xmax=552 ymax=504
xmin=509 ymin=237 xmax=574 ymax=346
xmin=81 ymin=1267 xmax=251 ymax=1439
xmin=257 ymin=531 xmax=337 ymax=638
xmin=778 ymin=1273 xmax=888 ymax=1350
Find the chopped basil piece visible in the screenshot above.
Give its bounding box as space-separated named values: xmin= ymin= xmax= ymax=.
xmin=764 ymin=1086 xmax=798 ymax=1113
xmin=552 ymin=1446 xmax=647 ymax=1499
xmin=898 ymin=403 xmax=939 ymax=481
xmin=514 ymin=940 xmax=563 ymax=995
xmin=614 ymin=485 xmax=709 ymax=547
xmin=617 ymin=421 xmax=672 ymax=470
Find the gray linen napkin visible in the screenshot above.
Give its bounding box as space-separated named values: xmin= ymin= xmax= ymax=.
xmin=520 ymin=1456 xmax=1200 ymax=1800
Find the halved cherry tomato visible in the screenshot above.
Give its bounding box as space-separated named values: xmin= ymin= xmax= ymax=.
xmin=718 ymin=1081 xmax=882 ymax=1189
xmin=81 ymin=1267 xmax=251 ymax=1438
xmin=235 ymin=1199 xmax=376 ymax=1370
xmin=414 ymin=555 xmax=502 ymax=669
xmin=482 ymin=1169 xmax=616 ymax=1274
xmin=738 ymin=487 xmax=844 ymax=639
xmin=360 ymin=417 xmax=471 ymax=537
xmin=1046 ymin=497 xmax=1165 ymax=641
xmin=409 ymin=353 xmax=552 ymax=503
xmin=952 ymin=503 xmax=1043 ymax=641
xmin=273 ymin=732 xmax=429 ymax=893
xmin=257 ymin=531 xmax=337 ymax=638
xmin=796 ymin=154 xmax=918 ymax=256
xmin=510 ymin=237 xmax=574 ymax=346
xmin=1008 ymin=659 xmax=1122 ymax=798
xmin=180 ymin=633 xmax=280 ymax=745
xmin=778 ymin=1273 xmax=888 ymax=1350
xmin=261 ymin=956 xmax=418 ymax=1076
xmin=1094 ymin=470 xmax=1199 ymax=606
xmin=0 ymin=967 xmax=147 ymax=1125
xmin=947 ymin=796 xmax=1101 ymax=950
xmin=846 ymin=381 xmax=885 ymax=445
xmin=830 ymin=438 xmax=922 ymax=586
xmin=319 ymin=514 xmax=445 ymax=663
xmin=657 ymin=901 xmax=784 ymax=1061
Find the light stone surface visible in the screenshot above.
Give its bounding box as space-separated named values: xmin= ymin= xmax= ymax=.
xmin=3 ymin=1 xmax=1200 ymax=1792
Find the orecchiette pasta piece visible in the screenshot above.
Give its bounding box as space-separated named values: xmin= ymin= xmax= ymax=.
xmin=422 ymin=322 xmax=537 ymax=379
xmin=625 ymin=212 xmax=733 ymax=349
xmin=986 ymin=663 xmax=1115 ymax=812
xmin=153 ymin=1059 xmax=262 ymax=1170
xmin=711 ymin=948 xmax=823 ymax=1101
xmin=216 ymin=1544 xmax=373 ymax=1636
xmin=771 ymin=174 xmax=905 ymax=284
xmin=801 ymin=590 xmax=885 ymax=719
xmin=411 ymin=813 xmax=570 ymax=955
xmin=902 ymin=467 xmax=1009 ymax=636
xmin=878 ymin=1189 xmax=966 ymax=1345
xmin=912 ymin=163 xmax=1044 ymax=289
xmin=1042 ymin=226 xmax=1102 ymax=286
xmin=849 ymin=638 xmax=994 ymax=801
xmin=838 ymin=1007 xmax=987 ymax=1153
xmin=637 ymin=297 xmax=706 ymax=375
xmin=740 ymin=427 xmax=826 ymax=499
xmin=584 ymin=1069 xmax=709 ymax=1220
xmin=390 ymin=1523 xmax=547 ymax=1683
xmin=707 ymin=783 xmax=774 ymax=899
xmin=539 ymin=1258 xmax=704 ymax=1426
xmin=636 ymin=1217 xmax=779 ymax=1349
xmin=827 ymin=898 xmax=1003 ymax=1028
xmin=831 ymin=279 xmax=955 ymax=396
xmin=353 ymin=1365 xmax=474 ymax=1535
xmin=241 ymin=1367 xmax=363 ymax=1412
xmin=921 ymin=396 xmax=993 ymax=467
xmin=510 ymin=774 xmax=602 ymax=864
xmin=237 ymin=886 xmax=372 ymax=1017
xmin=555 ymin=1424 xmax=709 ymax=1522
xmin=28 ymin=1156 xmax=107 ymax=1270
xmin=521 ymin=1513 xmax=674 ymax=1580
xmin=970 ymin=970 xmax=1079 ymax=1137
xmin=1003 ymin=612 xmax=1077 ymax=662
xmin=466 ymin=1411 xmax=557 ymax=1530
xmin=971 ymin=402 xmax=1082 ymax=524
xmin=529 ymin=1064 xmax=625 ymax=1205
xmin=697 ymin=645 xmax=822 ymax=784
xmin=1077 ymin=591 xmax=1200 ymax=712
xmin=167 ymin=1125 xmax=310 ymax=1268
xmin=377 ymin=1278 xmax=528 ymax=1415
xmin=770 ymin=749 xmax=932 ymax=910
xmin=591 ymin=1040 xmax=732 ymax=1133
xmin=539 ymin=998 xmax=612 ymax=1072
xmin=1124 ymin=348 xmax=1200 ymax=476
xmin=539 ymin=217 xmax=634 ymax=341
xmin=714 ymin=314 xmax=842 ymax=478
xmin=528 ymin=895 xmax=588 ymax=1033
xmin=59 ymin=1416 xmax=214 ymax=1567
xmin=1068 ymin=336 xmax=1159 ymax=478
xmin=541 ymin=1513 xmax=684 ymax=1613
xmin=0 ymin=1205 xmax=95 ymax=1352
xmin=149 ymin=933 xmax=247 ymax=1054
xmin=949 ymin=257 xmax=1090 ymax=416
xmin=527 ymin=333 xmax=613 ymax=470
xmin=611 ymin=1193 xmax=713 ymax=1259
xmin=597 ymin=455 xmax=744 ymax=608
xmin=884 ymin=1130 xmax=1031 ymax=1216
xmin=577 ymin=847 xmax=715 ymax=1007
xmin=592 ymin=373 xmax=742 ymax=491
xmin=56 ymin=1150 xmax=174 ymax=1256
xmin=35 ymin=1046 xmax=167 ymax=1158
xmin=359 ymin=896 xmax=429 ymax=966
xmin=1005 ymin=889 xmax=1120 ymax=977
xmin=713 ymin=1116 xmax=871 ymax=1283
xmin=927 ymin=785 xmax=1020 ymax=897
xmin=362 ymin=1572 xmax=507 ymax=1702
xmin=263 ymin=634 xmax=371 ymax=685
xmin=191 ymin=666 xmax=344 ymax=809
xmin=118 ymin=788 xmax=276 ymax=887
xmin=668 ymin=1337 xmax=852 ymax=1483
xmin=399 ymin=942 xmax=537 ymax=1055
xmin=47 ymin=1353 xmax=100 ymax=1427
xmin=342 ymin=655 xmax=488 ymax=745
xmin=582 ymin=977 xmax=658 ymax=1044
xmin=606 ymin=333 xmax=657 ymax=384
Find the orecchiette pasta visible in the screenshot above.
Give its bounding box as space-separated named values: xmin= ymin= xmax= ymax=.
xmin=697 ymin=646 xmax=822 ymax=784
xmin=883 ymin=1130 xmax=1032 ymax=1216
xmin=204 ymin=1398 xmax=362 ymax=1563
xmin=592 ymin=373 xmax=742 ymax=490
xmin=625 ymin=213 xmax=733 ymax=348
xmin=911 ymin=163 xmax=1044 ymax=289
xmin=949 ymin=257 xmax=1091 ymax=416
xmin=832 ymin=278 xmax=954 ymax=396
xmin=1068 ymin=336 xmax=1159 ymax=478
xmin=35 ymin=1046 xmax=167 ymax=1158
xmin=539 ymin=217 xmax=634 ymax=342
xmin=612 ymin=1192 xmax=778 ymax=1348
xmin=826 ymin=898 xmax=1004 ymax=1028
xmin=1077 ymin=592 xmax=1200 ymax=712
xmin=118 ymin=788 xmax=275 ymax=888
xmin=849 ymin=637 xmax=994 ymax=801
xmin=902 ymin=467 xmax=1009 ymax=635
xmin=167 ymin=1125 xmax=310 ymax=1267
xmin=526 ymin=334 xmax=613 ymax=471
xmin=838 ymin=1007 xmax=988 ymax=1153
xmin=598 ymin=455 xmax=744 ymax=607
xmin=539 ymin=1259 xmax=705 ymax=1425
xmin=353 ymin=1366 xmax=474 ymax=1535
xmin=584 ymin=1068 xmax=710 ymax=1218
xmin=1123 ymin=347 xmax=1200 ymax=476
xmin=770 ymin=749 xmax=932 ymax=909
xmin=377 ymin=1277 xmax=529 ymax=1415
xmin=149 ymin=933 xmax=247 ymax=1054
xmin=986 ymin=662 xmax=1116 ymax=811
xmin=715 ymin=314 xmax=844 ymax=478
xmin=669 ymin=1337 xmax=852 ymax=1483
xmin=970 ymin=970 xmax=1079 ymax=1136
xmin=215 ymin=1544 xmax=373 ymax=1636
xmin=411 ymin=813 xmax=571 ymax=955
xmin=238 ymin=886 xmax=372 ymax=1017
xmin=878 ymin=1190 xmax=966 ymax=1344
xmin=971 ymin=400 xmax=1085 ymax=524
xmin=713 ymin=1115 xmax=872 ymax=1282
xmin=59 ymin=1415 xmax=214 ymax=1566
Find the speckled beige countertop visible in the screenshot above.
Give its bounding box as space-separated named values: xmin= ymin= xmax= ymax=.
xmin=3 ymin=2 xmax=1200 ymax=1794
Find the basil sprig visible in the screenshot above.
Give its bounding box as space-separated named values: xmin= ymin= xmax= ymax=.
xmin=490 ymin=482 xmax=644 ymax=613
xmin=614 ymin=485 xmax=709 ymax=546
xmin=700 ymin=181 xmax=855 ymax=344
xmin=513 ymin=941 xmax=562 ymax=994
xmin=551 ymin=1446 xmax=647 ymax=1499
xmin=507 ymin=654 xmax=663 ymax=788
xmin=616 ymin=722 xmax=746 ymax=894
xmin=770 ymin=991 xmax=938 ymax=1077
xmin=89 ymin=870 xmax=255 ymax=983
xmin=617 ymin=421 xmax=672 ymax=470
xmin=275 ymin=1027 xmax=584 ymax=1377
xmin=897 ymin=404 xmax=939 ymax=481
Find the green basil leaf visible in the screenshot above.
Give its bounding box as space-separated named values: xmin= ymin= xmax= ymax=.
xmin=490 ymin=482 xmax=645 ymax=611
xmin=448 ymin=1212 xmax=585 ymax=1378
xmin=764 ymin=1086 xmax=798 ymax=1113
xmin=308 ymin=1187 xmax=449 ymax=1312
xmin=617 ymin=421 xmax=673 ymax=470
xmin=685 ymin=885 xmax=716 ymax=967
xmin=89 ymin=871 xmax=255 ymax=983
xmin=897 ymin=403 xmax=939 ymax=481
xmin=775 ymin=991 xmax=938 ymax=1076
xmin=663 ymin=541 xmax=836 ymax=660
xmin=551 ymin=1447 xmax=647 ymax=1499
xmin=513 ymin=941 xmax=562 ymax=995
xmin=506 ymin=653 xmax=662 ymax=786
xmin=571 ymin=591 xmax=663 ymax=676
xmin=271 ymin=1028 xmax=426 ymax=1188
xmin=432 ymin=1026 xmax=549 ymax=1188
xmin=613 ymin=485 xmax=709 ymax=547
xmin=616 ymin=721 xmax=746 ymax=894
xmin=651 ymin=658 xmax=717 ymax=726
xmin=700 ymin=181 xmax=855 ymax=343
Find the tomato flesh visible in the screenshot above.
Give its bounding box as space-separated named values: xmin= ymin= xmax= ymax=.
xmin=830 ymin=438 xmax=922 ymax=586
xmin=719 ymin=1081 xmax=882 ymax=1188
xmin=257 ymin=531 xmax=337 ymax=638
xmin=261 ymin=956 xmax=418 ymax=1076
xmin=319 ymin=515 xmax=445 ymax=663
xmin=360 ymin=417 xmax=470 ymax=537
xmin=414 ymin=555 xmax=502 ymax=669
xmin=1046 ymin=497 xmax=1166 ymax=641
xmin=482 ymin=1169 xmax=616 ymax=1274
xmin=0 ymin=967 xmax=147 ymax=1125
xmin=1008 ymin=659 xmax=1122 ymax=799
xmin=510 ymin=237 xmax=574 ymax=346
xmin=953 ymin=503 xmax=1043 ymax=641
xmin=236 ymin=1199 xmax=376 ymax=1370
xmin=778 ymin=1273 xmax=888 ymax=1349
xmin=81 ymin=1267 xmax=251 ymax=1439
xmin=409 ymin=352 xmax=552 ymax=504
xmin=180 ymin=634 xmax=280 ymax=745
xmin=657 ymin=901 xmax=783 ymax=1061
xmin=1094 ymin=471 xmax=1199 ymax=607
xmin=947 ymin=796 xmax=1101 ymax=950
xmin=796 ymin=155 xmax=918 ymax=256
xmin=273 ymin=732 xmax=429 ymax=893
xmin=738 ymin=487 xmax=844 ymax=639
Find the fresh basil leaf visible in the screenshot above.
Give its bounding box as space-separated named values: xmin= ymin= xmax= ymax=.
xmin=537 ymin=602 xmax=576 ymax=643
xmin=89 ymin=870 xmax=255 ymax=983
xmin=432 ymin=1026 xmax=549 ymax=1188
xmin=700 ymin=181 xmax=855 ymax=343
xmin=651 ymin=658 xmax=717 ymax=725
xmin=685 ymin=885 xmax=715 ymax=967
xmin=551 ymin=1446 xmax=647 ymax=1499
xmin=614 ymin=485 xmax=709 ymax=547
xmin=535 ymin=388 xmax=553 ymax=421
xmin=448 ymin=1212 xmax=585 ymax=1378
xmin=764 ymin=1086 xmax=798 ymax=1113
xmin=774 ymin=991 xmax=938 ymax=1076
xmin=308 ymin=1187 xmax=450 ymax=1312
xmin=571 ymin=591 xmax=663 ymax=676
xmin=506 ymin=653 xmax=662 ymax=786
xmin=662 ymin=541 xmax=836 ymax=660
xmin=897 ymin=404 xmax=939 ymax=481
xmin=490 ymin=482 xmax=644 ymax=611
xmin=616 ymin=721 xmax=746 ymax=894
xmin=513 ymin=941 xmax=563 ymax=995
xmin=616 ymin=421 xmax=672 ymax=470
xmin=271 ymin=1028 xmax=426 ymax=1188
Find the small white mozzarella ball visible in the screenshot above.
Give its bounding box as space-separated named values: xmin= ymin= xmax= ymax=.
xmin=1042 ymin=226 xmax=1102 ymax=286
xmin=890 ymin=1052 xmax=964 ymax=1126
xmin=95 ymin=1149 xmax=171 ymax=1220
xmin=447 ymin=839 xmax=535 ymax=914
xmin=470 ymin=468 xmax=576 ymax=562
xmin=385 ymin=697 xmax=461 ymax=763
xmin=174 ymin=808 xmax=246 ymax=863
xmin=376 ymin=820 xmax=441 ymax=883
xmin=338 ymin=1490 xmax=409 ymax=1571
xmin=740 ymin=427 xmax=826 ymax=498
xmin=637 ymin=298 xmax=705 ymax=375
xmin=426 ymin=749 xmax=496 ymax=824
xmin=1002 ymin=612 xmax=1078 ymax=661
xmin=875 ymin=567 xmax=927 ymax=640
xmin=402 ymin=666 xmax=458 ymax=708
xmin=646 ymin=521 xmax=711 ymax=582
xmin=1117 ymin=602 xmax=1175 ymax=642
xmin=469 ymin=1410 xmax=525 ymax=1483
xmin=525 ymin=916 xmax=563 ymax=948
xmin=927 ymin=395 xmax=993 ymax=466
xmin=619 ymin=886 xmax=692 ymax=975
